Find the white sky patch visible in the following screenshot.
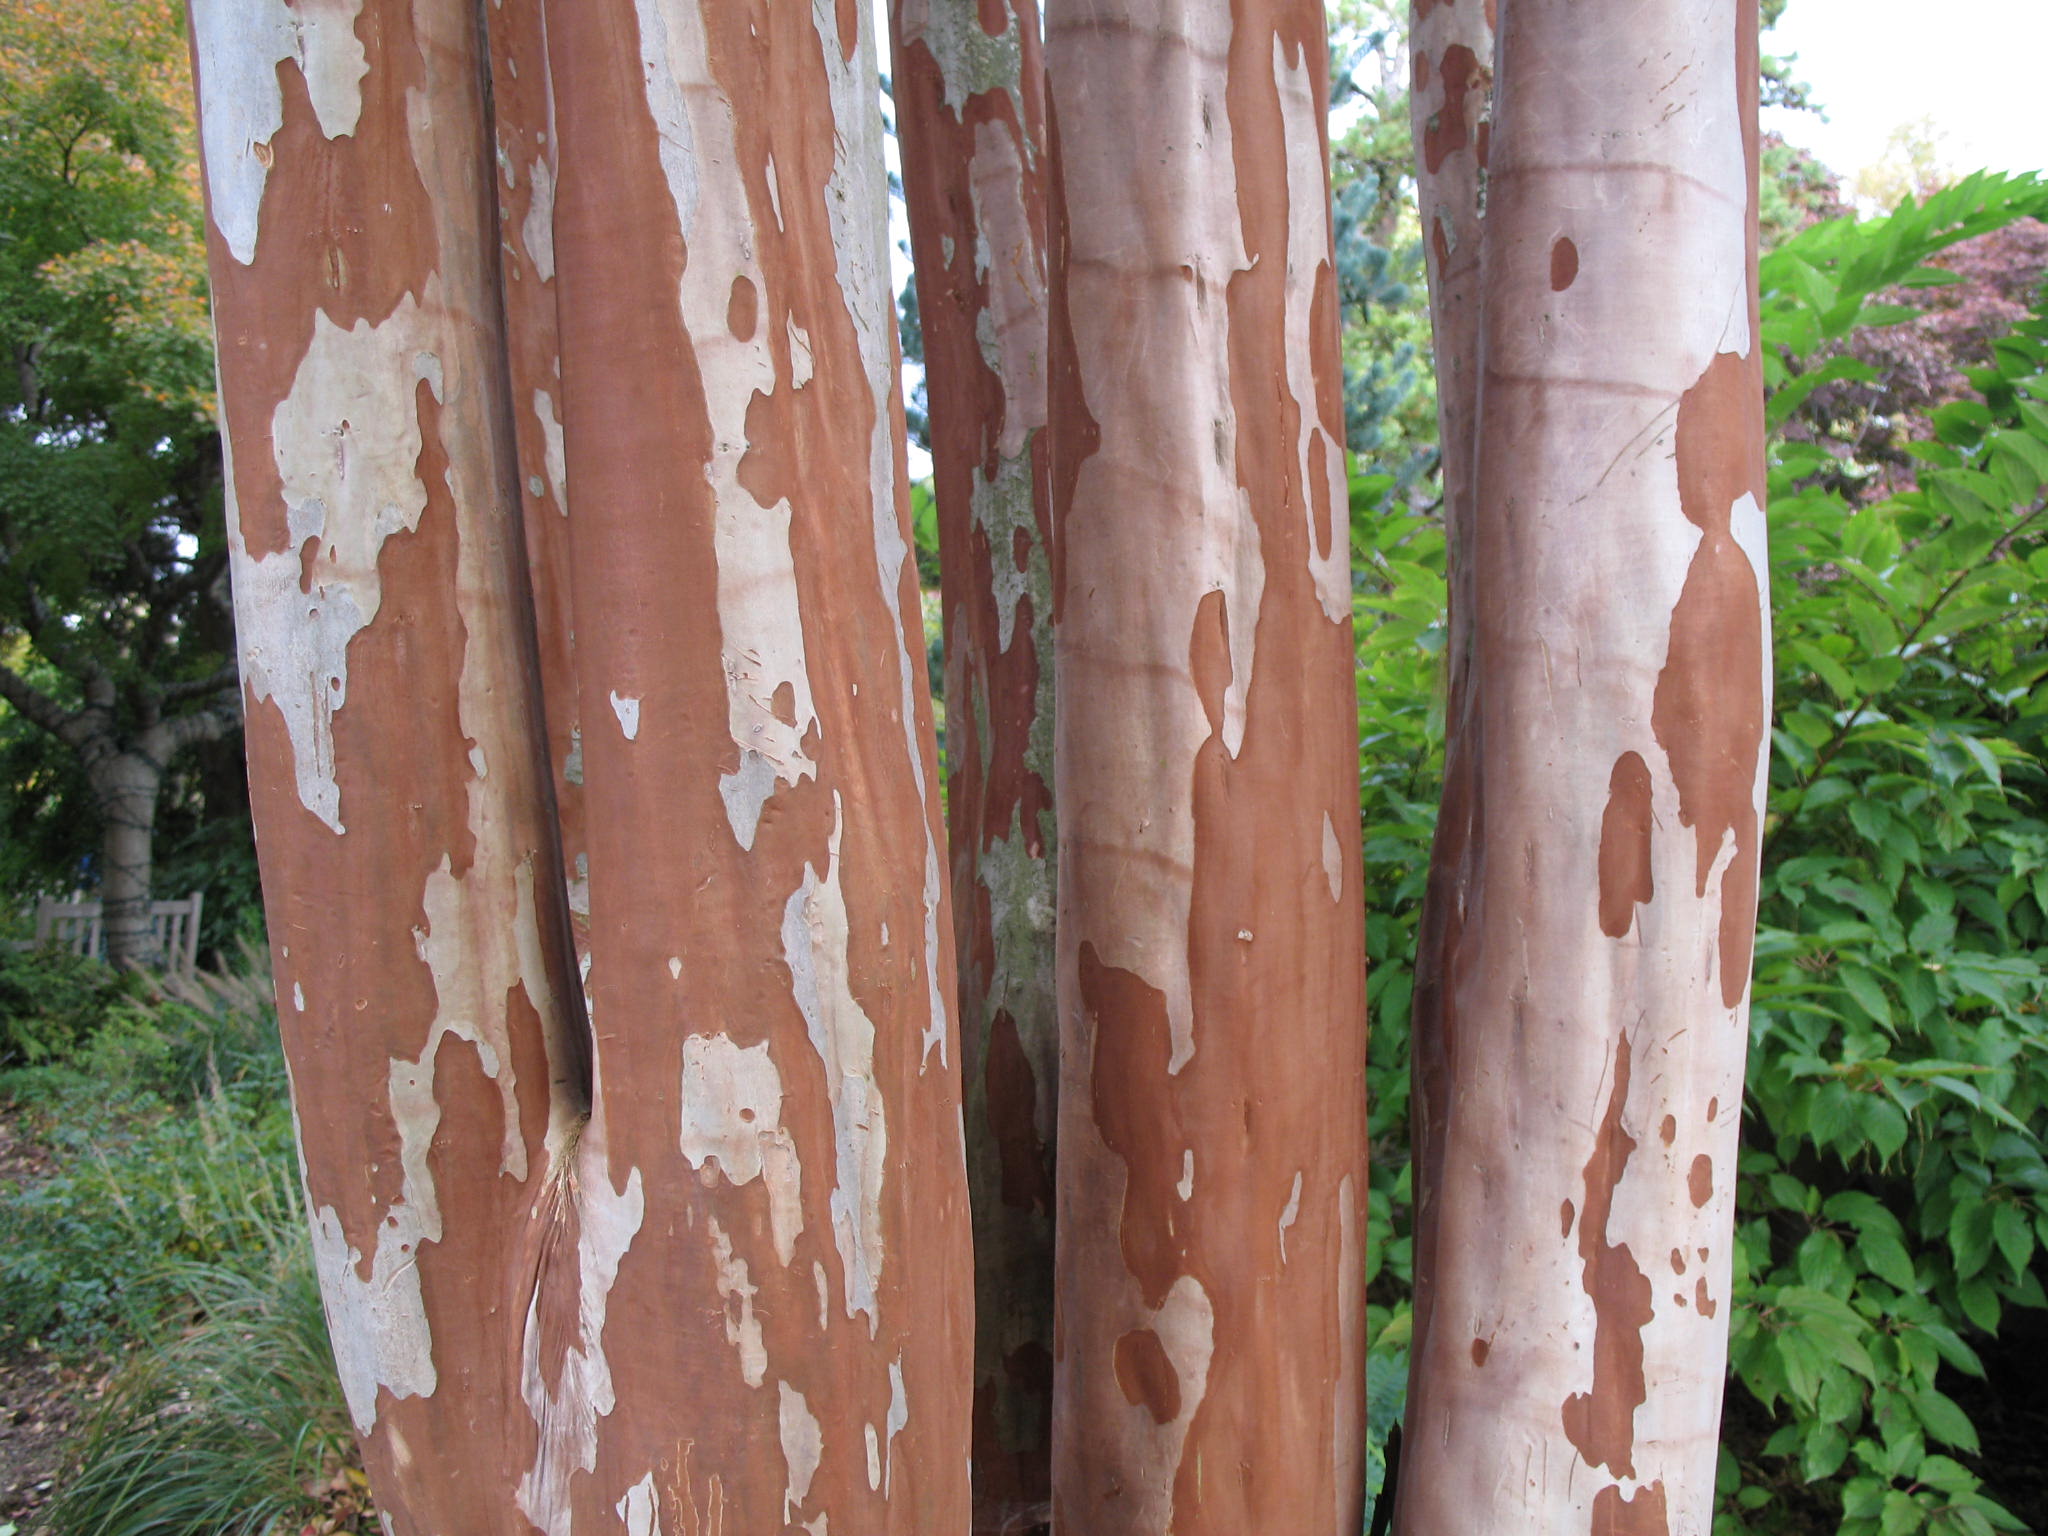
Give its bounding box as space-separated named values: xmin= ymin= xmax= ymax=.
xmin=1763 ymin=0 xmax=2048 ymax=184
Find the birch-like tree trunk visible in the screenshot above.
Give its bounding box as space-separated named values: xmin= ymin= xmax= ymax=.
xmin=1394 ymin=2 xmax=1769 ymax=1530
xmin=1045 ymin=2 xmax=1369 ymax=1530
xmin=889 ymin=2 xmax=1057 ymax=1527
xmin=190 ymin=0 xmax=971 ymax=1529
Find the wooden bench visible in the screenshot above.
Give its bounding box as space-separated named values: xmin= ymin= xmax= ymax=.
xmin=27 ymin=892 xmax=204 ymax=975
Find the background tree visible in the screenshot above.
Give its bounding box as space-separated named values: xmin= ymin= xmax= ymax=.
xmin=0 ymin=0 xmax=242 ymax=963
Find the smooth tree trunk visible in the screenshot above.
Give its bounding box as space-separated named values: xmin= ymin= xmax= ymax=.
xmin=77 ymin=706 xmax=239 ymax=965
xmin=189 ymin=0 xmax=972 ymax=1530
xmin=1044 ymin=1 xmax=1369 ymax=1531
xmin=888 ymin=0 xmax=1058 ymax=1526
xmin=1393 ymin=2 xmax=1769 ymax=1531
xmin=86 ymin=748 xmax=163 ymax=966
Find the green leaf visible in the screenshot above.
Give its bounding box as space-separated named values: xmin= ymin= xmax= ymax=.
xmin=1911 ymin=1388 xmax=1981 ymax=1454
xmin=1948 ymin=1199 xmax=1995 ymax=1280
xmin=1839 ymin=967 xmax=1896 ymax=1032
xmin=1858 ymin=1095 xmax=1910 ymax=1163
xmin=1802 ymin=1419 xmax=1850 ymax=1482
xmin=1991 ymin=1203 xmax=2033 ymax=1276
xmin=1880 ymin=1488 xmax=1924 ymax=1536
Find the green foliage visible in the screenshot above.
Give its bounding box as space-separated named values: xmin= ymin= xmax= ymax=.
xmin=43 ymin=1249 xmax=368 ymax=1536
xmin=1360 ymin=173 xmax=2048 ymax=1534
xmin=0 ymin=0 xmax=250 ymax=931
xmin=0 ymin=952 xmax=297 ymax=1352
xmin=0 ymin=941 xmax=139 ymax=1068
xmin=1365 ymin=1343 xmax=1408 ymax=1530
xmin=1328 ymin=6 xmax=1440 ymax=484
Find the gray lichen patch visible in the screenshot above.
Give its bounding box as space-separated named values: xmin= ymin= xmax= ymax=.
xmin=968 ymin=437 xmax=1050 ymax=656
xmin=912 ymin=1 xmax=1026 ymax=122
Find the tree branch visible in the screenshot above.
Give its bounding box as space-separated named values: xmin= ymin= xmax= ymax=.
xmin=157 ymin=692 xmax=242 ymax=755
xmin=0 ymin=656 xmax=86 ymax=744
xmin=159 ymin=661 xmax=240 ymax=705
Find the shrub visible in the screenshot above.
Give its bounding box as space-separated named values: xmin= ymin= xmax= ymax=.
xmin=0 ymin=941 xmax=138 ymax=1069
xmin=0 ymin=947 xmax=297 ymax=1353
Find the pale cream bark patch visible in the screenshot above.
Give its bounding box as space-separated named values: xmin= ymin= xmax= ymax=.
xmin=1321 ymin=810 xmax=1345 ymax=900
xmin=617 ymin=1473 xmax=664 ymax=1536
xmin=679 ymin=1034 xmax=805 ymax=1264
xmin=189 ymin=0 xmax=366 ymax=263
xmin=815 ymin=0 xmax=954 ymax=1071
xmin=1272 ymin=36 xmax=1351 ymax=623
xmin=515 ymin=1158 xmax=646 ymax=1536
xmin=707 ymin=1215 xmax=769 ymax=1388
xmin=233 ymin=292 xmax=440 ymax=832
xmin=782 ymin=798 xmax=889 ymax=1334
xmin=632 ymin=0 xmax=821 ymax=851
xmin=309 ymin=1199 xmax=437 ymax=1433
xmin=1116 ymin=1275 xmax=1217 ymax=1531
xmin=522 ymin=156 xmax=558 ymax=283
xmin=1277 ymin=1170 xmax=1304 ymax=1264
xmin=779 ymin=1381 xmax=824 ymax=1524
xmin=533 ymin=388 xmax=568 ymax=512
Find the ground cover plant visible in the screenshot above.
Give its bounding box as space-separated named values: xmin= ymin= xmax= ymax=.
xmin=0 ymin=954 xmax=367 ymax=1533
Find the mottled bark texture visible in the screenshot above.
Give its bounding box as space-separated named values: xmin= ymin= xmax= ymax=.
xmin=1044 ymin=2 xmax=1369 ymax=1532
xmin=189 ymin=1 xmax=971 ymax=1530
xmin=1393 ymin=2 xmax=1769 ymax=1532
xmin=888 ymin=1 xmax=1057 ymax=1527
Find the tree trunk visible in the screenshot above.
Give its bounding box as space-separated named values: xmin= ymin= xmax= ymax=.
xmin=889 ymin=1 xmax=1057 ymax=1526
xmin=190 ymin=0 xmax=971 ymax=1529
xmin=88 ymin=747 xmax=162 ymax=967
xmin=1393 ymin=2 xmax=1768 ymax=1530
xmin=1400 ymin=0 xmax=1492 ymax=1491
xmin=1044 ymin=2 xmax=1369 ymax=1531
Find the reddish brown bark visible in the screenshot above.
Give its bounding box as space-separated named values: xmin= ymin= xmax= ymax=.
xmin=481 ymin=0 xmax=588 ymax=980
xmin=889 ymin=1 xmax=1057 ymax=1527
xmin=191 ymin=1 xmax=972 ymax=1529
xmin=1044 ymin=2 xmax=1368 ymax=1531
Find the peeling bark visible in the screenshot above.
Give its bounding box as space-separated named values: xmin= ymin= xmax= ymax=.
xmin=888 ymin=0 xmax=1057 ymax=1525
xmin=1045 ymin=3 xmax=1368 ymax=1531
xmin=191 ymin=0 xmax=972 ymax=1529
xmin=1393 ymin=2 xmax=1769 ymax=1531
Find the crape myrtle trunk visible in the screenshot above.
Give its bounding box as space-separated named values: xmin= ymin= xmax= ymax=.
xmin=889 ymin=0 xmax=1059 ymax=1527
xmin=188 ymin=1 xmax=971 ymax=1530
xmin=1044 ymin=1 xmax=1371 ymax=1532
xmin=1394 ymin=1 xmax=1770 ymax=1531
